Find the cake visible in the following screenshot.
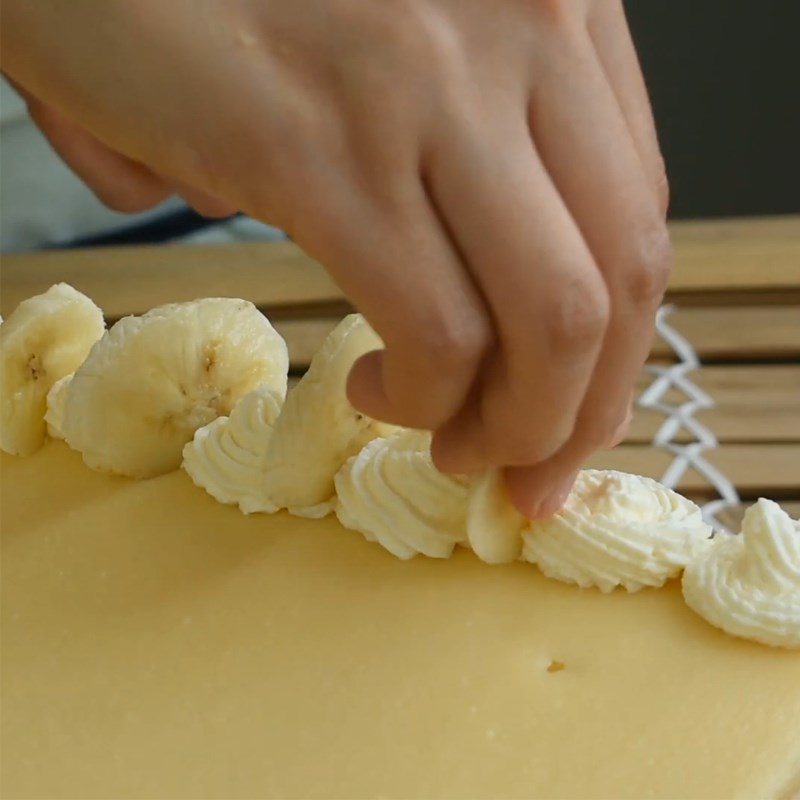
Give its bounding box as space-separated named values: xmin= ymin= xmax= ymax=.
xmin=2 ymin=286 xmax=799 ymax=799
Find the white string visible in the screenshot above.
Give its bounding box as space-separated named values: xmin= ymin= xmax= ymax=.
xmin=638 ymin=305 xmax=741 ymax=534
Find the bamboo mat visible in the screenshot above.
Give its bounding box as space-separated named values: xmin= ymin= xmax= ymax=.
xmin=2 ymin=215 xmax=798 ymax=527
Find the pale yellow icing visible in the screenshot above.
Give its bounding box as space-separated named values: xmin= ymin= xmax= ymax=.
xmin=2 ymin=441 xmax=799 ymax=799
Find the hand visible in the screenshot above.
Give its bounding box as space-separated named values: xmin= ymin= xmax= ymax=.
xmin=1 ymin=0 xmax=669 ymax=516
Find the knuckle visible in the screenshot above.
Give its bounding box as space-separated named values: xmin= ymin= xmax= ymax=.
xmin=530 ymin=0 xmax=586 ymax=30
xmin=501 ymin=428 xmax=569 ymax=465
xmin=578 ymin=407 xmax=629 ymax=452
xmin=482 ymin=391 xmax=574 ymax=466
xmin=654 ymin=160 xmax=670 ymax=215
xmin=543 ymin=273 xmax=610 ymax=355
xmin=365 ymin=1 xmax=461 ymax=74
xmin=621 ymin=223 xmax=673 ymax=308
xmin=421 ymin=307 xmax=491 ymax=374
xmin=583 ymin=422 xmax=615 ymax=452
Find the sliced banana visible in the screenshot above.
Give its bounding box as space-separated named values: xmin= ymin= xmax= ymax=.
xmin=62 ymin=297 xmax=288 ymax=478
xmin=0 ymin=283 xmax=104 ymax=456
xmin=466 ymin=470 xmax=525 ymax=564
xmin=45 ymin=373 xmax=73 ymax=441
xmin=182 ymin=384 xmax=283 ymax=513
xmin=262 ymin=314 xmax=396 ymax=516
xmin=335 ymin=429 xmax=469 ymax=559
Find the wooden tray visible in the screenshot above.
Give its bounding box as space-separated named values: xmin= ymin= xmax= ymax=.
xmin=3 ymin=215 xmax=798 ymax=526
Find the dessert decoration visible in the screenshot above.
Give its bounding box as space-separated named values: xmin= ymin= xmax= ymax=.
xmin=182 ymin=385 xmax=283 ymax=513
xmin=466 ymin=469 xmax=526 ymax=564
xmin=61 ymin=297 xmax=288 ymax=478
xmin=335 ymin=428 xmax=469 ymax=559
xmin=0 ymin=283 xmax=104 ymax=456
xmin=44 ymin=374 xmax=72 ymax=441
xmin=260 ymin=314 xmax=396 ymax=517
xmin=683 ymin=498 xmax=800 ymax=649
xmin=184 ymin=314 xmax=395 ymax=518
xmin=521 ymin=470 xmax=714 ymax=593
xmin=5 ymin=284 xmax=797 ymax=650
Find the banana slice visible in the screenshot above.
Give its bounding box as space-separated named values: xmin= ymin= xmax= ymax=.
xmin=262 ymin=314 xmax=396 ymax=517
xmin=0 ymin=283 xmax=104 ymax=455
xmin=182 ymin=384 xmax=283 ymax=513
xmin=335 ymin=429 xmax=469 ymax=559
xmin=45 ymin=374 xmax=73 ymax=441
xmin=61 ymin=298 xmax=288 ymax=478
xmin=466 ymin=470 xmax=525 ymax=564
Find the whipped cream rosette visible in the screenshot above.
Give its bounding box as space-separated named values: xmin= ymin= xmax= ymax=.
xmin=183 ymin=385 xmax=283 ymax=513
xmin=682 ymin=498 xmax=800 ymax=649
xmin=522 ymin=470 xmax=713 ymax=592
xmin=335 ymin=428 xmax=469 ymax=559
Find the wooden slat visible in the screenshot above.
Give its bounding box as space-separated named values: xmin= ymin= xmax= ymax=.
xmin=772 ymin=501 xmax=800 ymax=518
xmin=669 ymin=215 xmax=800 ymax=292
xmin=651 ymin=306 xmax=800 ymax=361
xmin=279 ymin=324 xmax=800 ymax=446
xmin=0 ymin=242 xmax=343 ymax=319
xmin=275 ymin=318 xmax=344 ymax=370
xmin=629 ymin=365 xmax=800 ymax=443
xmin=3 ymin=216 xmax=799 ymax=319
xmin=273 ymin=307 xmax=800 ymax=371
xmin=585 ymin=443 xmax=800 ymax=496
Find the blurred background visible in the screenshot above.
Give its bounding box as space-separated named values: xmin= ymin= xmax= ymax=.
xmin=1 ymin=0 xmax=797 ymax=252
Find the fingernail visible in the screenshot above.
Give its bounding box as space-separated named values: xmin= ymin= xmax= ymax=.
xmin=608 ymin=405 xmax=634 ymax=449
xmin=536 ymin=474 xmax=577 ymax=518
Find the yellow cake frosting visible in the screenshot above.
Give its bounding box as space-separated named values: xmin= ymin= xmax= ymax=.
xmin=3 ymin=441 xmax=800 ymax=799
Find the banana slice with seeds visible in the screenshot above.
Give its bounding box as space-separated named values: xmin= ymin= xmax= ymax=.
xmin=62 ymin=297 xmax=288 ymax=478
xmin=0 ymin=283 xmax=104 ymax=456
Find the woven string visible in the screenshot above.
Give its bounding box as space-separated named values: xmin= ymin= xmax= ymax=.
xmin=638 ymin=305 xmax=740 ymax=533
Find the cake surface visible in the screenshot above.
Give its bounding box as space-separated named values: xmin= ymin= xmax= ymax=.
xmin=2 ymin=442 xmax=800 ymax=799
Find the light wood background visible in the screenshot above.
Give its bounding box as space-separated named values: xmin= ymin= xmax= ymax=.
xmin=3 ymin=215 xmax=799 ymax=526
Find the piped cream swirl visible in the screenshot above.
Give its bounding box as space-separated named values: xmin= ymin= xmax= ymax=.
xmin=182 ymin=385 xmax=282 ymax=513
xmin=682 ymin=499 xmax=800 ymax=649
xmin=522 ymin=470 xmax=713 ymax=592
xmin=335 ymin=429 xmax=469 ymax=559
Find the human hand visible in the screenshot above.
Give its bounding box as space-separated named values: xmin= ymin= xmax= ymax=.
xmin=1 ymin=0 xmax=669 ymax=516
